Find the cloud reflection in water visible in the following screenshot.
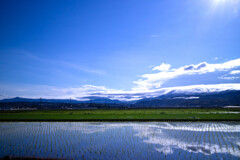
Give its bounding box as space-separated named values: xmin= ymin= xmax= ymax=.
xmin=56 ymin=122 xmax=240 ymax=157
xmin=0 ymin=122 xmax=239 ymax=159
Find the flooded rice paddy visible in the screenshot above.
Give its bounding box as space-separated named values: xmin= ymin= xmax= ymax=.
xmin=0 ymin=122 xmax=240 ymax=160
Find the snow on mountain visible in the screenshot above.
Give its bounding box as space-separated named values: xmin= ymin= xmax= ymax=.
xmin=147 ymin=83 xmax=240 ymax=97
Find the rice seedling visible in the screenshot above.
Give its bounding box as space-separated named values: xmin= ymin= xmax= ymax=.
xmin=1 ymin=122 xmax=240 ymax=159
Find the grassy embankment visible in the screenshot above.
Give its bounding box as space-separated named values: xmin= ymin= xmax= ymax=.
xmin=0 ymin=108 xmax=240 ymax=121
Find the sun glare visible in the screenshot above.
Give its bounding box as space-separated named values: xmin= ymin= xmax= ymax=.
xmin=213 ymin=0 xmax=228 ymax=6
xmin=214 ymin=0 xmax=226 ymax=3
xmin=211 ymin=0 xmax=240 ymax=14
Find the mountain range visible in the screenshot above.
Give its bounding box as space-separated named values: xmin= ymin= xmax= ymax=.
xmin=0 ymin=89 xmax=240 ymax=108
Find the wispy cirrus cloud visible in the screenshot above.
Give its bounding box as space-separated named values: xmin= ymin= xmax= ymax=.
xmin=59 ymin=61 xmax=106 ymax=75
xmin=218 ymin=69 xmax=240 ymax=80
xmin=219 ymin=76 xmax=240 ymax=80
xmin=22 ymin=51 xmax=106 ymax=75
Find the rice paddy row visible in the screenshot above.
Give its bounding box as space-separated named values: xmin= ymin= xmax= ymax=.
xmin=0 ymin=122 xmax=240 ymax=159
xmin=0 ymin=108 xmax=240 ymax=121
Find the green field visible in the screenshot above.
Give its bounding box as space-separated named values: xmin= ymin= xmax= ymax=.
xmin=0 ymin=108 xmax=240 ymax=121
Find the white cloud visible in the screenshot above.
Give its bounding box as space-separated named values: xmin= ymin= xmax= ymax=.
xmin=229 ymin=70 xmax=240 ymax=74
xmin=133 ymin=58 xmax=240 ymax=91
xmin=219 ymin=76 xmax=240 ymax=80
xmin=152 ymin=63 xmax=171 ymax=71
xmin=1 ymin=83 xmax=240 ymax=101
xmin=1 ymin=58 xmax=240 ymax=101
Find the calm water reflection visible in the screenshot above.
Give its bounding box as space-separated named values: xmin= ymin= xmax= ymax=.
xmin=0 ymin=122 xmax=240 ymax=159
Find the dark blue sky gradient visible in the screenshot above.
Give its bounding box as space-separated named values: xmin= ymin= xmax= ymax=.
xmin=0 ymin=0 xmax=240 ymax=97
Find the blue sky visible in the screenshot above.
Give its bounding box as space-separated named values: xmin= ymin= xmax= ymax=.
xmin=0 ymin=0 xmax=240 ymax=100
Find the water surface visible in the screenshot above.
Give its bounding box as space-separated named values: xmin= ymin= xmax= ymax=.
xmin=0 ymin=122 xmax=240 ymax=159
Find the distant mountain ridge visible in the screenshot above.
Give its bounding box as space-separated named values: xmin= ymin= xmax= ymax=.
xmin=135 ymin=90 xmax=240 ymax=108
xmin=0 ymin=96 xmax=122 ymax=104
xmin=0 ymin=90 xmax=240 ymax=108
